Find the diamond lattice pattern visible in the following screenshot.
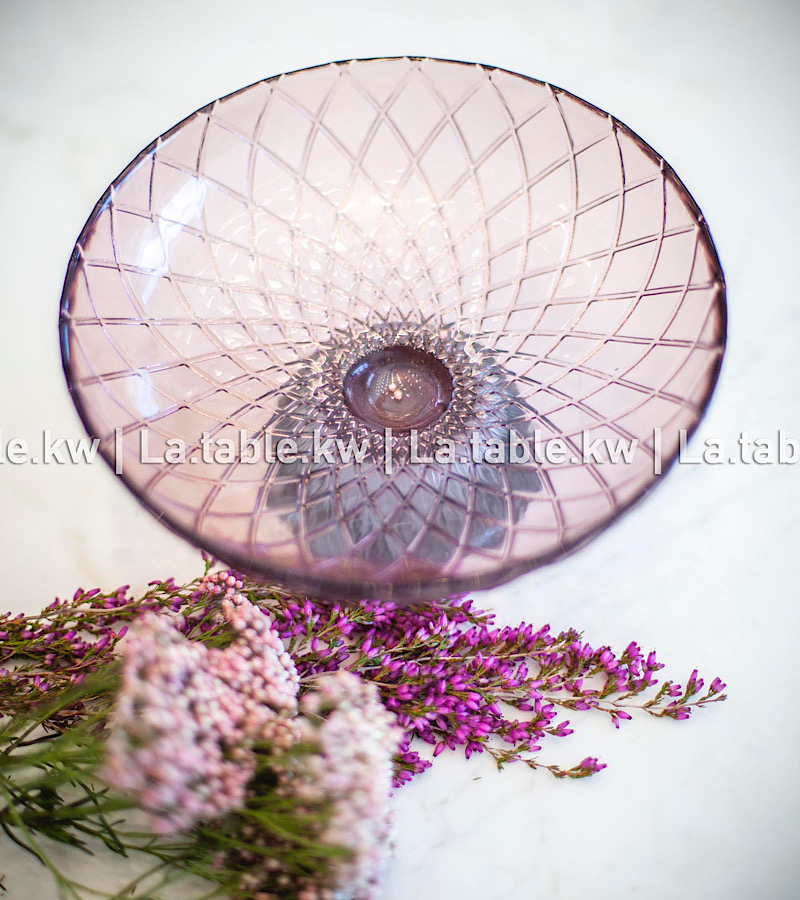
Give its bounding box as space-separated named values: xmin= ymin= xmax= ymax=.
xmin=61 ymin=58 xmax=725 ymax=600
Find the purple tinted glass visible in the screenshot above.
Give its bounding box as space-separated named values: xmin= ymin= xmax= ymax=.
xmin=60 ymin=58 xmax=726 ymax=601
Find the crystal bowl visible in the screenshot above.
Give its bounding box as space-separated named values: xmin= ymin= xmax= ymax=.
xmin=60 ymin=58 xmax=726 ymax=601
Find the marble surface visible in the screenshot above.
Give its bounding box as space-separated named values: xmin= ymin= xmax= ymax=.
xmin=0 ymin=1 xmax=798 ymax=898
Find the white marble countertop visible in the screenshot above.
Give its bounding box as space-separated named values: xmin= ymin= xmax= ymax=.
xmin=1 ymin=1 xmax=798 ymax=898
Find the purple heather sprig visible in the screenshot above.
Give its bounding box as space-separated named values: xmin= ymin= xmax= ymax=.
xmin=0 ymin=563 xmax=727 ymax=786
xmin=260 ymin=590 xmax=727 ymax=781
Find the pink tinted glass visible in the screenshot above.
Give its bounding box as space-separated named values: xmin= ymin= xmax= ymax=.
xmin=60 ymin=58 xmax=726 ymax=601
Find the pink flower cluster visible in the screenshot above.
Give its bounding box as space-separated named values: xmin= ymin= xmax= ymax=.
xmin=103 ymin=590 xmax=298 ymax=833
xmin=294 ymin=671 xmax=400 ymax=900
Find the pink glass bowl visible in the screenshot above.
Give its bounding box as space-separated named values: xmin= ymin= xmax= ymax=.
xmin=60 ymin=58 xmax=726 ymax=601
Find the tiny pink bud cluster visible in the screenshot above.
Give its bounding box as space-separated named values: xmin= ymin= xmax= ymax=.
xmin=295 ymin=671 xmax=401 ymax=900
xmin=103 ymin=594 xmax=298 ymax=833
